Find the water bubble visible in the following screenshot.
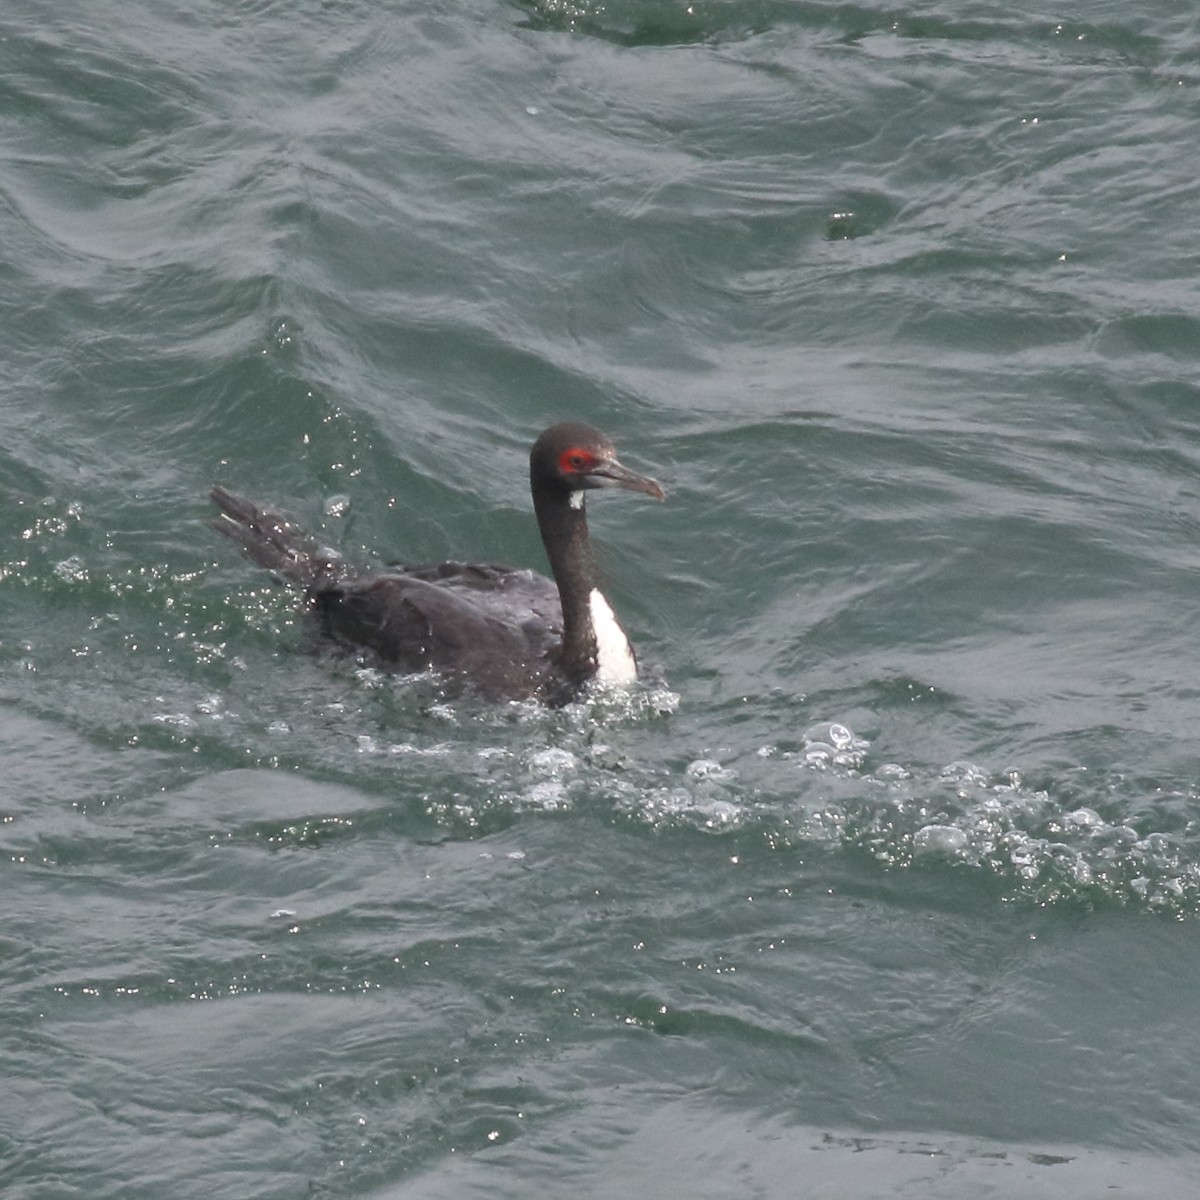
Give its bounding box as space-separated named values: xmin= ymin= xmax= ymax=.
xmin=153 ymin=712 xmax=195 ymax=728
xmin=828 ymin=724 xmax=853 ymax=749
xmin=529 ymin=748 xmax=576 ymax=778
xmin=1066 ymin=858 xmax=1093 ymax=886
xmin=686 ymin=759 xmax=732 ymax=781
xmin=1007 ymin=838 xmax=1041 ymax=880
xmin=525 ymin=780 xmax=568 ymax=810
xmin=801 ymin=720 xmax=869 ymax=769
xmin=702 ymin=800 xmax=740 ymax=827
xmin=53 ymin=556 xmax=88 ymax=583
xmin=940 ymin=761 xmax=989 ymax=790
xmin=803 ymin=742 xmax=836 ymax=768
xmin=804 ymin=721 xmax=848 ymax=748
xmin=324 ymin=494 xmax=351 ymax=518
xmin=913 ymin=825 xmax=970 ymax=857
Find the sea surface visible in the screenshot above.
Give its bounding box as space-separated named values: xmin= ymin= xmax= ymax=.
xmin=3 ymin=1 xmax=1200 ymax=1196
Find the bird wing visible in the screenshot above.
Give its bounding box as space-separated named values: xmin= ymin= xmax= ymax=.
xmin=313 ymin=566 xmax=564 ymax=696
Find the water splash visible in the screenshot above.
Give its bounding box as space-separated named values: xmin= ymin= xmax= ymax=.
xmin=591 ymin=717 xmax=1200 ymax=915
xmin=792 ymin=755 xmax=1200 ymax=913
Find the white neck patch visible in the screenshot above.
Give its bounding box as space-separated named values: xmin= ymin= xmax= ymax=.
xmin=569 ymin=490 xmax=585 ymax=510
xmin=588 ymin=588 xmax=637 ymax=686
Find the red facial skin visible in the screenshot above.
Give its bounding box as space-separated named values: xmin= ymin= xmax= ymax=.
xmin=559 ymin=448 xmax=599 ymax=477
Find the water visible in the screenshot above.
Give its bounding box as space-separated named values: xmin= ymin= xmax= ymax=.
xmin=4 ymin=0 xmax=1200 ymax=1195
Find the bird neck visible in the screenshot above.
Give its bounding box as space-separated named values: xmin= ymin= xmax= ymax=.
xmin=533 ymin=488 xmax=633 ymax=685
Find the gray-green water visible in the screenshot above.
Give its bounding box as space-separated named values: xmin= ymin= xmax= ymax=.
xmin=4 ymin=1 xmax=1200 ymax=1195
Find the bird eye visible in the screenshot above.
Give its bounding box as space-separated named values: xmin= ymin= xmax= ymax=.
xmin=560 ymin=448 xmax=591 ymax=473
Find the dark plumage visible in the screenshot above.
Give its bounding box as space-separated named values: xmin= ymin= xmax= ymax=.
xmin=211 ymin=422 xmax=664 ymax=701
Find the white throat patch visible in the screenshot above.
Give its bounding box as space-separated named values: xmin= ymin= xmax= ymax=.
xmin=569 ymin=490 xmax=585 ymax=510
xmin=588 ymin=588 xmax=637 ymax=686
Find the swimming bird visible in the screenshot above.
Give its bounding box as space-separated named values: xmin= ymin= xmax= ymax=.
xmin=210 ymin=421 xmax=665 ymax=702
